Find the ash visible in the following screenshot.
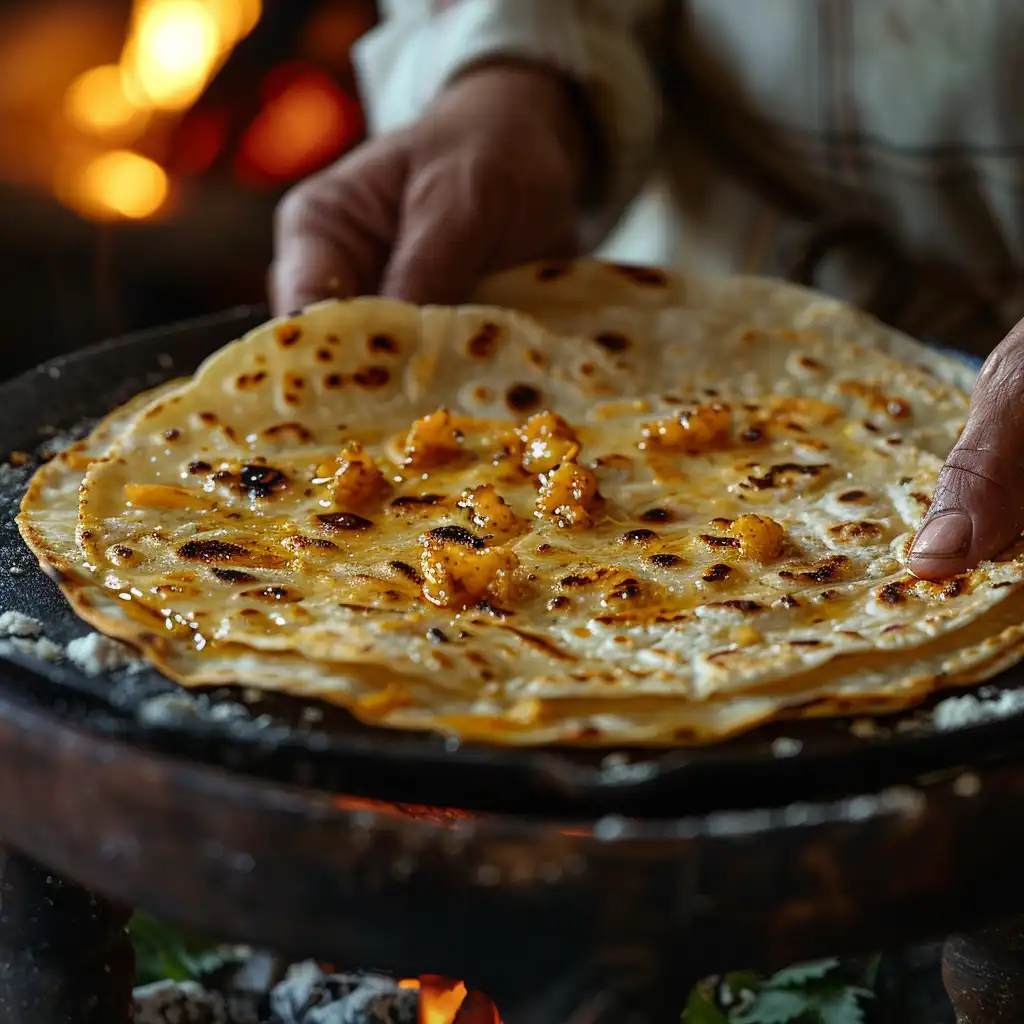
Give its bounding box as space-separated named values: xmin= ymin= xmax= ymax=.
xmin=131 ymin=950 xmax=956 ymax=1024
xmin=133 ymin=963 xmax=417 ymax=1024
xmin=134 ymin=981 xmax=232 ymax=1024
xmin=268 ymin=963 xmax=417 ymax=1024
xmin=932 ymin=689 xmax=1024 ymax=730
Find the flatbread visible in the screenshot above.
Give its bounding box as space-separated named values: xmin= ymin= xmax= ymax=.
xmin=15 ymin=377 xmax=790 ymax=744
xmin=16 ymin=260 xmax=1024 ymax=746
xmin=472 ymin=260 xmax=980 ymax=402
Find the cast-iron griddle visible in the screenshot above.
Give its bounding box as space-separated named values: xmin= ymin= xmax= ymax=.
xmin=1 ymin=307 xmax=1021 ymax=817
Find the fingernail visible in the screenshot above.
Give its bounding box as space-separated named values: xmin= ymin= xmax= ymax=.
xmin=911 ymin=511 xmax=974 ymax=559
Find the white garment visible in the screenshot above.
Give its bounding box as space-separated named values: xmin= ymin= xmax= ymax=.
xmin=353 ymin=0 xmax=1024 ymax=352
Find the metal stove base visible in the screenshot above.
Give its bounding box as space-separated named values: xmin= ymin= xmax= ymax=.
xmin=3 ymin=844 xmax=1024 ymax=1024
xmin=0 ymin=846 xmax=690 ymax=1024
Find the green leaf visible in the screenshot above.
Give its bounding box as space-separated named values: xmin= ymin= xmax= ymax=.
xmin=684 ymin=957 xmax=878 ymax=1024
xmin=723 ymin=971 xmax=762 ymax=996
xmin=765 ymin=959 xmax=841 ymax=989
xmin=128 ymin=912 xmax=231 ymax=986
xmin=720 ymin=971 xmax=762 ymax=1013
xmin=732 ymin=989 xmax=811 ymax=1024
xmin=815 ymin=987 xmax=867 ymax=1024
xmin=684 ymin=986 xmax=730 ymax=1024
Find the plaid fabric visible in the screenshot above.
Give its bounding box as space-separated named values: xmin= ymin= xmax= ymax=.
xmin=355 ymin=1 xmax=1024 ymax=353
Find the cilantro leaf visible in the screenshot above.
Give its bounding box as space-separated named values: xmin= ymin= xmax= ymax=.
xmin=684 ymin=987 xmax=730 ymax=1023
xmin=766 ymin=959 xmax=841 ymax=989
xmin=684 ymin=954 xmax=876 ymax=1024
xmin=732 ymin=989 xmax=811 ymax=1024
xmin=129 ymin=912 xmax=231 ymax=986
xmin=815 ymin=987 xmax=867 ymax=1024
xmin=723 ymin=971 xmax=761 ymax=997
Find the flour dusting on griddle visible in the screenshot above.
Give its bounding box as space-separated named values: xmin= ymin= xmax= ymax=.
xmin=933 ymin=690 xmax=1024 ymax=730
xmin=66 ymin=632 xmax=144 ymax=676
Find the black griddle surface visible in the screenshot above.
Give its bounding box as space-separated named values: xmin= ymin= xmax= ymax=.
xmin=0 ymin=306 xmax=1020 ymax=818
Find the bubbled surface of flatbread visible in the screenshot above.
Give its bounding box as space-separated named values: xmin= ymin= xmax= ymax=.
xmin=17 ymin=261 xmax=1024 ymax=746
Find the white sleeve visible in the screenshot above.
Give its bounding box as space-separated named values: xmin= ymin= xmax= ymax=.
xmin=352 ymin=0 xmax=665 ymax=249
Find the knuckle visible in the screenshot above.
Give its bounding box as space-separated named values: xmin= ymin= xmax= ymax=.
xmin=470 ymin=143 xmax=568 ymax=197
xmin=274 ymin=156 xmax=367 ymax=237
xmin=274 ymin=179 xmax=324 ymax=237
xmin=464 ymin=143 xmax=517 ymax=180
xmin=936 ymin=447 xmax=1016 ymax=504
xmin=407 ymin=124 xmax=568 ymax=220
xmin=959 ymin=329 xmax=1024 ymax=453
xmin=443 ymin=151 xmax=568 ymax=235
xmin=404 ymin=157 xmax=454 ymax=209
xmin=978 ymin=328 xmax=1024 ymax=393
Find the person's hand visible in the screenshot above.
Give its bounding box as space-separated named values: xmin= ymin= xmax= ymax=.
xmin=270 ymin=63 xmax=593 ymax=314
xmin=910 ymin=321 xmax=1024 ymax=579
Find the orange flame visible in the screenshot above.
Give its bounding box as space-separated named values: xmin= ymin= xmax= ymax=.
xmin=420 ymin=978 xmax=469 ymax=1024
xmin=56 ymin=0 xmax=261 ymax=220
xmin=121 ymin=0 xmax=221 ymax=112
xmin=399 ymin=977 xmax=502 ymax=1024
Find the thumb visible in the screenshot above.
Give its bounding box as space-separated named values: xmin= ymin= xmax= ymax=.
xmin=909 ymin=331 xmax=1024 ymax=580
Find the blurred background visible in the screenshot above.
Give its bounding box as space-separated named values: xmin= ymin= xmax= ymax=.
xmin=0 ymin=0 xmax=377 ymax=377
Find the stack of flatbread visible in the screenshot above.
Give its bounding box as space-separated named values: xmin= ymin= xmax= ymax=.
xmin=17 ymin=260 xmax=1024 ymax=746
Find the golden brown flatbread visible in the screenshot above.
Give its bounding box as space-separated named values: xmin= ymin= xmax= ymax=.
xmin=17 ymin=260 xmax=1024 ymax=746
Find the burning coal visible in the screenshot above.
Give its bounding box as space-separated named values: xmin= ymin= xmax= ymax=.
xmin=134 ymin=962 xmax=502 ymax=1024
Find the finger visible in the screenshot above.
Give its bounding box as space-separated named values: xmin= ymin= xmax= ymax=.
xmin=381 ymin=150 xmax=578 ymax=305
xmin=269 ymin=234 xmax=360 ymax=316
xmin=910 ymin=330 xmax=1024 ymax=579
xmin=379 ymin=158 xmax=493 ymax=305
xmin=383 ymin=219 xmax=577 ymax=306
xmin=269 ymin=146 xmax=408 ymax=316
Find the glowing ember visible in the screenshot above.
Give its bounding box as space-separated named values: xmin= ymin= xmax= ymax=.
xmin=400 ymin=977 xmax=501 ymax=1024
xmin=50 ymin=0 xmax=365 ymax=220
xmin=63 ymin=65 xmax=149 ymax=140
xmin=331 ymin=796 xmax=479 ymax=828
xmin=208 ymin=0 xmax=262 ymax=46
xmin=170 ymin=107 xmax=230 ymax=175
xmin=122 ymin=0 xmax=221 ymax=111
xmin=301 ymin=2 xmax=377 ymax=64
xmin=236 ymin=63 xmax=362 ymax=185
xmin=57 ymin=150 xmax=169 ymax=221
xmin=331 ymin=794 xmax=597 ymax=837
xmin=56 ymin=0 xmax=262 ymax=221
xmin=421 ymin=978 xmax=469 ymax=1024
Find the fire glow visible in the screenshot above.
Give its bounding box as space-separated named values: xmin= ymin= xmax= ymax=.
xmin=57 ymin=149 xmax=169 ymax=222
xmin=57 ymin=0 xmax=261 ymax=221
xmin=235 ymin=62 xmax=362 ymax=186
xmin=328 ymin=800 xmax=525 ymax=1022
xmin=400 ymin=978 xmax=501 ymax=1024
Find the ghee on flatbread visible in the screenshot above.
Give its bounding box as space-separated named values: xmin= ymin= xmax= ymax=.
xmin=17 ymin=260 xmax=1024 ymax=746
